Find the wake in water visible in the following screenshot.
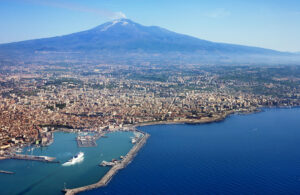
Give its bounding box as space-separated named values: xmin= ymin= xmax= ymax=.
xmin=62 ymin=152 xmax=84 ymax=166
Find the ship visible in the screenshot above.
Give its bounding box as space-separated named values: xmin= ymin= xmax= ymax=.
xmin=62 ymin=152 xmax=84 ymax=166
xmin=131 ymin=137 xmax=137 ymax=144
xmin=131 ymin=132 xmax=142 ymax=144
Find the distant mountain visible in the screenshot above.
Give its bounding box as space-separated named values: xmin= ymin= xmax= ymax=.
xmin=0 ymin=19 xmax=299 ymax=65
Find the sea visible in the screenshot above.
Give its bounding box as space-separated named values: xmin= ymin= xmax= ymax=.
xmin=85 ymin=108 xmax=300 ymax=195
xmin=1 ymin=108 xmax=300 ymax=195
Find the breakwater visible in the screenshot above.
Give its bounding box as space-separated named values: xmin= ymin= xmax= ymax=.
xmin=7 ymin=154 xmax=59 ymax=163
xmin=0 ymin=170 xmax=14 ymax=174
xmin=63 ymin=131 xmax=150 ymax=195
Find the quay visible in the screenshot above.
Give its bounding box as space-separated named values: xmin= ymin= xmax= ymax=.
xmin=63 ymin=131 xmax=150 ymax=195
xmin=100 ymin=160 xmax=116 ymax=167
xmin=77 ymin=132 xmax=105 ymax=147
xmin=0 ymin=170 xmax=14 ymax=174
xmin=8 ymin=154 xmax=59 ymax=163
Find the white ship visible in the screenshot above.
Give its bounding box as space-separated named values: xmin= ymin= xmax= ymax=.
xmin=131 ymin=132 xmax=142 ymax=144
xmin=131 ymin=137 xmax=137 ymax=144
xmin=62 ymin=152 xmax=84 ymax=166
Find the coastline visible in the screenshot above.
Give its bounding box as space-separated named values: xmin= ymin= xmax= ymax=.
xmin=133 ymin=109 xmax=255 ymax=128
xmin=0 ymin=105 xmax=287 ymax=162
xmin=61 ymin=108 xmax=257 ymax=195
xmin=70 ymin=106 xmax=300 ymax=195
xmin=1 ymin=106 xmax=297 ymax=194
xmin=134 ymin=114 xmax=229 ymax=127
xmin=133 ymin=105 xmax=300 ymax=128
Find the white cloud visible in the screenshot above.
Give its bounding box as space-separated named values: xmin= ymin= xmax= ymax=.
xmin=113 ymin=12 xmax=127 ymax=19
xmin=205 ymin=8 xmax=231 ymax=18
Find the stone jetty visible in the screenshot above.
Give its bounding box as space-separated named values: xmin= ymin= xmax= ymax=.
xmin=8 ymin=154 xmax=59 ymax=163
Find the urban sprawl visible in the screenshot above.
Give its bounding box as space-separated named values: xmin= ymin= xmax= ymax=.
xmin=1 ymin=64 xmax=300 ymax=156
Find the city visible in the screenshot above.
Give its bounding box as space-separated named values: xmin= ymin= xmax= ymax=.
xmin=1 ymin=1 xmax=300 ymax=194
xmin=1 ymin=64 xmax=299 ymax=155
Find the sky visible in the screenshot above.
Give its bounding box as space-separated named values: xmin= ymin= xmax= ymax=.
xmin=0 ymin=0 xmax=300 ymax=52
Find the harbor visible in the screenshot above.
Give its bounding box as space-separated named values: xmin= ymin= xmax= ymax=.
xmin=0 ymin=130 xmax=136 ymax=195
xmin=63 ymin=131 xmax=150 ymax=195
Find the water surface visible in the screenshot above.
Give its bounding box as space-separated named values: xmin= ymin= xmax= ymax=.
xmin=86 ymin=108 xmax=300 ymax=195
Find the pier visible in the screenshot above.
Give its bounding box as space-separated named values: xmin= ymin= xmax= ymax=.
xmin=77 ymin=133 xmax=105 ymax=147
xmin=8 ymin=154 xmax=59 ymax=163
xmin=100 ymin=160 xmax=116 ymax=167
xmin=63 ymin=131 xmax=150 ymax=195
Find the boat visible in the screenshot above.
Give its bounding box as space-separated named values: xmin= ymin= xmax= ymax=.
xmin=62 ymin=152 xmax=84 ymax=166
xmin=131 ymin=132 xmax=142 ymax=144
xmin=134 ymin=132 xmax=142 ymax=138
xmin=131 ymin=137 xmax=137 ymax=144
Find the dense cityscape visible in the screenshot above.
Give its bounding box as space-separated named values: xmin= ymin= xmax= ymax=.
xmin=1 ymin=64 xmax=299 ymax=155
xmin=2 ymin=1 xmax=300 ymax=194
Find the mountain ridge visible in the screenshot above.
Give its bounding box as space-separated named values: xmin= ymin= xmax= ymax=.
xmin=0 ymin=18 xmax=298 ymax=65
xmin=0 ymin=19 xmax=282 ymax=53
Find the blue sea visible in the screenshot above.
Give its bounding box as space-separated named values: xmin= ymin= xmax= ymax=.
xmin=85 ymin=108 xmax=300 ymax=195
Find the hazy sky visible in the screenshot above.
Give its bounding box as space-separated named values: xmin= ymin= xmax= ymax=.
xmin=1 ymin=0 xmax=300 ymax=52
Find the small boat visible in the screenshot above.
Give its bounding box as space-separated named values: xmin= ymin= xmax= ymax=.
xmin=131 ymin=137 xmax=137 ymax=144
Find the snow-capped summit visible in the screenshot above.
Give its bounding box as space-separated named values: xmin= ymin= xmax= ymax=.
xmin=100 ymin=18 xmax=131 ymax=31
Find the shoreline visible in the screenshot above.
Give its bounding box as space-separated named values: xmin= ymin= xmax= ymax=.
xmin=133 ymin=105 xmax=297 ymax=128
xmin=61 ymin=108 xmax=258 ymax=195
xmin=1 ymin=106 xmax=298 ymax=194
xmin=0 ymin=105 xmax=291 ymax=161
xmin=133 ymin=109 xmax=257 ymax=128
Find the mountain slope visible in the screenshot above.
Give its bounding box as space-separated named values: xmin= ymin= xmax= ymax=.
xmin=0 ymin=19 xmax=298 ymax=65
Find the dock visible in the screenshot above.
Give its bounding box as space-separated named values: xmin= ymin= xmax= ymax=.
xmin=0 ymin=170 xmax=14 ymax=175
xmin=63 ymin=131 xmax=150 ymax=195
xmin=100 ymin=160 xmax=116 ymax=167
xmin=8 ymin=154 xmax=59 ymax=163
xmin=77 ymin=133 xmax=105 ymax=147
